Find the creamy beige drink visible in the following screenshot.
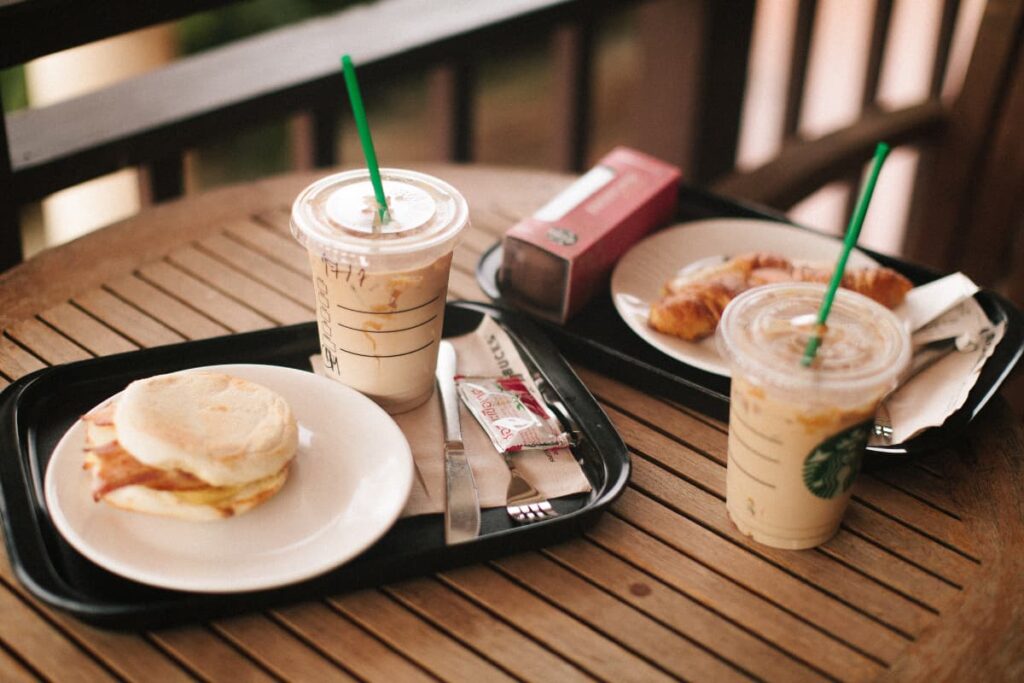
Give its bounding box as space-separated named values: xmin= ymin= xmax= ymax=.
xmin=291 ymin=169 xmax=469 ymax=413
xmin=717 ymin=283 xmax=910 ymax=549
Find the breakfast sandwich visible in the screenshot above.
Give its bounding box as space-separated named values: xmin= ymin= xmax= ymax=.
xmin=82 ymin=371 xmax=298 ymax=521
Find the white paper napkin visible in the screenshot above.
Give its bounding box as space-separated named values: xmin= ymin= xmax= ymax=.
xmin=312 ymin=315 xmax=591 ymax=517
xmin=883 ymin=273 xmax=1005 ymax=444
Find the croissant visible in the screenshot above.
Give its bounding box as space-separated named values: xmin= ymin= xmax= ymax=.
xmin=648 ymin=252 xmax=912 ymax=341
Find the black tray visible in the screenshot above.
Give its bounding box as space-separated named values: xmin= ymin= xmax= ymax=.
xmin=0 ymin=302 xmax=628 ymax=629
xmin=477 ymin=184 xmax=1024 ymax=460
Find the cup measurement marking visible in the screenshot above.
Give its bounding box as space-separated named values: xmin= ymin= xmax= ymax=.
xmin=333 ymin=339 xmax=436 ymax=359
xmin=728 ymin=452 xmax=777 ymax=489
xmin=336 ymin=315 xmax=438 ymax=334
xmin=730 ymin=425 xmax=782 ymax=464
xmin=335 ymin=295 xmax=441 ymax=315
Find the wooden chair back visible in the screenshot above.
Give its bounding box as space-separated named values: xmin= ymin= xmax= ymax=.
xmin=713 ymin=0 xmax=1024 ymax=309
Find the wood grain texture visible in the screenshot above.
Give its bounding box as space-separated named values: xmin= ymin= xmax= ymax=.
xmin=0 ymin=165 xmax=1021 ymax=680
xmin=73 ymin=288 xmax=186 ymax=349
xmin=272 ymin=602 xmax=435 ymax=682
xmin=212 ymin=614 xmax=356 ymax=682
xmin=330 ymin=590 xmax=515 ymax=682
xmin=386 ymin=577 xmax=592 ymax=683
xmin=545 ymin=539 xmax=825 ymax=682
xmin=440 ymin=564 xmax=676 ymax=682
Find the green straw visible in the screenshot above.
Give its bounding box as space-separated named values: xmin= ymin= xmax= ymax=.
xmin=341 ymin=55 xmax=389 ymax=226
xmin=801 ymin=141 xmax=891 ymax=367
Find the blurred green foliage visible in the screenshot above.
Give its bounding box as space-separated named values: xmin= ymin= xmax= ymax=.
xmin=178 ymin=0 xmax=362 ymax=188
xmin=178 ymin=0 xmax=358 ymax=54
xmin=1 ymin=66 xmax=28 ymax=112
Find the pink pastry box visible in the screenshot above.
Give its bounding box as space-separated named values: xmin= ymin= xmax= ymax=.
xmin=499 ymin=147 xmax=681 ymax=323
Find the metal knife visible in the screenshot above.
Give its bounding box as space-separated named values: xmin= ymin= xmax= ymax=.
xmin=436 ymin=340 xmax=481 ymax=544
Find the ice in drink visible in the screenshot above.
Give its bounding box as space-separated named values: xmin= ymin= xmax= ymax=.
xmin=291 ymin=169 xmax=469 ymax=413
xmin=717 ymin=283 xmax=910 ymax=549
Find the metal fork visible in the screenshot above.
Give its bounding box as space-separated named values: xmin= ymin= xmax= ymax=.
xmin=504 ymin=454 xmax=558 ymax=522
xmin=870 ymin=329 xmax=992 ymax=445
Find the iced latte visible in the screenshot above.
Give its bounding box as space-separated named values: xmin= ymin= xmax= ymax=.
xmin=717 ymin=283 xmax=910 ymax=549
xmin=291 ymin=169 xmax=469 ymax=413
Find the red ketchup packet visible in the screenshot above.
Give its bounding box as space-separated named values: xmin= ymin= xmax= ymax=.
xmin=455 ymin=375 xmax=572 ymax=454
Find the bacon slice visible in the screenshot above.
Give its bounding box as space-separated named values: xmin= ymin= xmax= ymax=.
xmin=82 ymin=406 xmax=209 ymax=500
xmin=84 ymin=441 xmax=209 ymax=500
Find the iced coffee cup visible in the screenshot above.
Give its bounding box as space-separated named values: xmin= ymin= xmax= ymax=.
xmin=290 ymin=168 xmax=469 ymax=413
xmin=717 ymin=282 xmax=910 ymax=549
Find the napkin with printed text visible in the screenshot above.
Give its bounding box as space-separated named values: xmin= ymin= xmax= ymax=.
xmin=885 ymin=273 xmax=1006 ymax=444
xmin=312 ymin=316 xmax=591 ymax=517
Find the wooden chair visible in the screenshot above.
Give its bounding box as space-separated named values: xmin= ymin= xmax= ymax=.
xmin=711 ymin=0 xmax=1024 ymax=310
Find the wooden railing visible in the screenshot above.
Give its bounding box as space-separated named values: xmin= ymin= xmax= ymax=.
xmin=2 ymin=0 xmax=1020 ymax=302
xmin=0 ymin=0 xmax=758 ymax=270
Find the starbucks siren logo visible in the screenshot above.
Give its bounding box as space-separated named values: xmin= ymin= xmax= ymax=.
xmin=802 ymin=421 xmax=871 ymax=499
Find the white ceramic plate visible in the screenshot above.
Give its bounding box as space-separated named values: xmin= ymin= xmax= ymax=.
xmin=610 ymin=219 xmax=879 ymax=376
xmin=44 ymin=364 xmax=414 ymax=593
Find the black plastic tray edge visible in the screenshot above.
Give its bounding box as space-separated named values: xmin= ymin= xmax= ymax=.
xmin=475 ymin=183 xmax=1024 ymax=460
xmin=0 ymin=302 xmax=629 ymax=630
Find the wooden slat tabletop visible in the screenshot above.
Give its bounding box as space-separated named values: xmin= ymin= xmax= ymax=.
xmin=0 ymin=164 xmax=1021 ymax=681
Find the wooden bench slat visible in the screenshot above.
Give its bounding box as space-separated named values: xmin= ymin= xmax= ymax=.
xmin=0 ymin=581 xmax=116 ymax=682
xmin=149 ymin=627 xmax=276 ymax=682
xmin=494 ymin=552 xmax=753 ymax=682
xmin=440 ymin=564 xmax=677 ymax=683
xmin=627 ymin=453 xmax=937 ymax=636
xmin=198 ymin=233 xmax=314 ymax=308
xmin=853 ymin=476 xmax=979 ymax=560
xmin=273 ymin=602 xmax=435 ymax=683
xmin=221 ymin=220 xmax=312 ymax=275
xmin=865 ymin=466 xmax=961 ymax=520
xmin=615 ymin=485 xmax=912 ymax=665
xmin=606 ymin=406 xmax=726 ymax=492
xmin=843 ymin=502 xmax=977 ymax=588
xmin=587 ymin=368 xmax=977 ymax=587
xmin=137 ymin=261 xmax=274 ymax=333
xmin=0 ymin=334 xmax=48 ymax=380
xmin=387 ymin=577 xmax=592 ymax=683
xmin=588 ymin=511 xmax=885 ymax=681
xmin=623 ymin=425 xmax=956 ymax=618
xmin=818 ymin=531 xmax=958 ymax=611
xmin=578 ymin=366 xmax=729 ymax=463
xmin=5 ymin=318 xmax=91 ymax=365
xmin=38 ymin=302 xmax=137 ymax=356
xmin=166 ymin=246 xmax=312 ymax=325
xmin=105 ymin=273 xmax=232 ymax=341
xmin=73 ymin=288 xmax=186 ymax=349
xmin=212 ymin=613 xmax=355 ymax=682
xmin=545 ymin=539 xmax=826 ymax=682
xmin=0 ymin=535 xmax=192 ymax=683
xmin=331 ymin=589 xmax=515 ymax=682
xmin=0 ymin=643 xmax=40 ymax=682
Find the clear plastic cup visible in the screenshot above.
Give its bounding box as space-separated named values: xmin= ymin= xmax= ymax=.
xmin=290 ymin=168 xmax=469 ymax=413
xmin=717 ymin=282 xmax=910 ymax=549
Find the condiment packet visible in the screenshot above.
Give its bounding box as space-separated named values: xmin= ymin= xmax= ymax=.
xmin=456 ymin=375 xmax=573 ymax=453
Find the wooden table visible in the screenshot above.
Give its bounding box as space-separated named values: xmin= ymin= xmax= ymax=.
xmin=0 ymin=164 xmax=1021 ymax=682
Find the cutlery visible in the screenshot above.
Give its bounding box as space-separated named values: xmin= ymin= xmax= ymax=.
xmin=504 ymin=453 xmax=559 ymax=523
xmin=436 ymin=341 xmax=481 ymax=544
xmin=871 ymin=328 xmax=993 ymax=444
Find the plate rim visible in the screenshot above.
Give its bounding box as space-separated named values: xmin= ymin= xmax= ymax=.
xmin=610 ymin=218 xmax=880 ymax=377
xmin=43 ymin=362 xmax=414 ymax=593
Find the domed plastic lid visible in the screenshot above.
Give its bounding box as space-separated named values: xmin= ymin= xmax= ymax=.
xmin=718 ymin=282 xmax=911 ymax=395
xmin=290 ymin=168 xmax=469 ymax=265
